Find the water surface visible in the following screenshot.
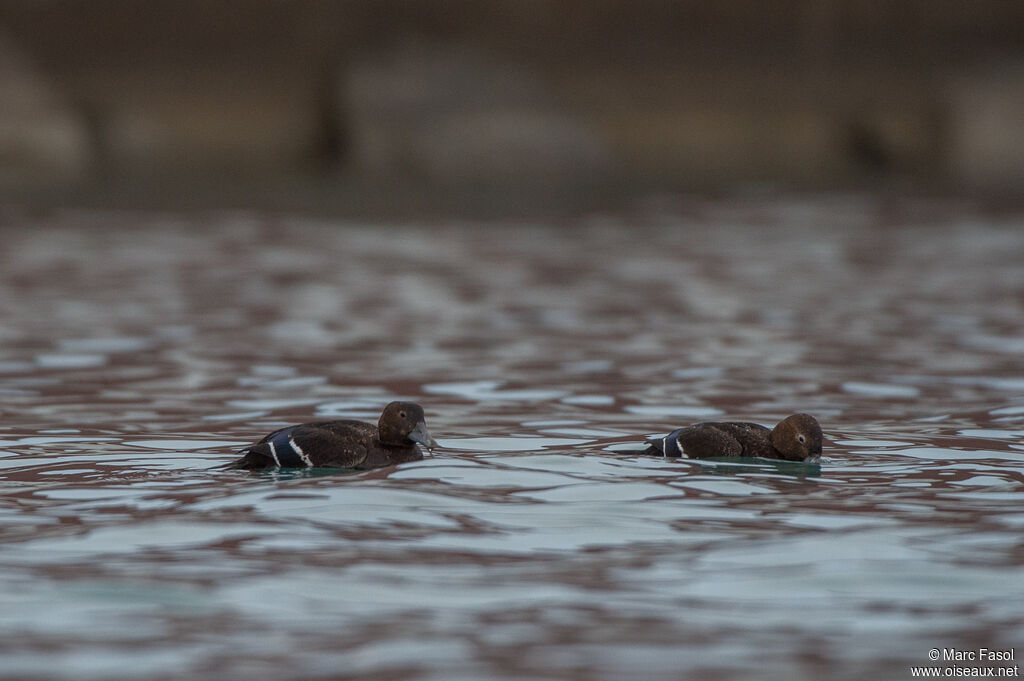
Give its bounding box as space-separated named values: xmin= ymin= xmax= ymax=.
xmin=0 ymin=197 xmax=1022 ymax=680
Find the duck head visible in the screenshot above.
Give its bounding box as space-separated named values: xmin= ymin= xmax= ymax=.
xmin=378 ymin=401 xmax=438 ymax=453
xmin=770 ymin=413 xmax=823 ymax=462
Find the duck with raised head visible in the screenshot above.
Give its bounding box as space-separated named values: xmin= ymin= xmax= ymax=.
xmin=645 ymin=413 xmax=823 ymax=462
xmin=227 ymin=401 xmax=438 ymax=470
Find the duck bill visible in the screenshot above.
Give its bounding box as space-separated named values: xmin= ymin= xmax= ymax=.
xmin=409 ymin=422 xmax=438 ymax=454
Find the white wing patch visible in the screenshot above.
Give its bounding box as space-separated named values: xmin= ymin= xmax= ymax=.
xmin=289 ymin=437 xmax=314 ymax=468
xmin=660 ymin=434 xmax=688 ymax=458
xmin=267 ymin=440 xmax=282 ymax=467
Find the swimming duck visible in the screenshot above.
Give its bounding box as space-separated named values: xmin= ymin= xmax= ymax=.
xmin=645 ymin=413 xmax=823 ymax=462
xmin=227 ymin=401 xmax=438 ymax=470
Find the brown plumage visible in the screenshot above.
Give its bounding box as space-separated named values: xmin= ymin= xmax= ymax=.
xmin=645 ymin=413 xmax=823 ymax=462
xmin=227 ymin=401 xmax=438 ymax=470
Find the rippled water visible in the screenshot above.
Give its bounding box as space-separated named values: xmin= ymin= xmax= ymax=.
xmin=0 ymin=197 xmax=1022 ymax=680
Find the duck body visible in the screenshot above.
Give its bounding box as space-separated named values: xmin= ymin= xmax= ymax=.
xmin=645 ymin=413 xmax=822 ymax=462
xmin=227 ymin=401 xmax=437 ymax=470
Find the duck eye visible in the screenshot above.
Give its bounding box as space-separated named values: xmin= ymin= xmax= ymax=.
xmin=399 ymin=411 xmax=407 ymax=419
xmin=798 ymin=434 xmax=806 ymax=444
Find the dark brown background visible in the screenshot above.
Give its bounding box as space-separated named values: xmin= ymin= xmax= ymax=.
xmin=2 ymin=1 xmax=1023 ymax=214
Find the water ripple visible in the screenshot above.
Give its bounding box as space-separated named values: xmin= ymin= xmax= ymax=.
xmin=0 ymin=202 xmax=1022 ymax=680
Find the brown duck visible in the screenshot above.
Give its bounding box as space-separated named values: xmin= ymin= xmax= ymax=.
xmin=227 ymin=401 xmax=438 ymax=470
xmin=645 ymin=413 xmax=823 ymax=462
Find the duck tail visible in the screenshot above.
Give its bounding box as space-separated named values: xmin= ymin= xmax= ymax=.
xmin=643 ymin=437 xmax=666 ymax=457
xmin=221 ymin=447 xmax=270 ymax=470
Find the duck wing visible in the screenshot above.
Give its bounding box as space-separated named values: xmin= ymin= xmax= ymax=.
xmin=228 ymin=421 xmax=374 ymax=469
xmin=647 ymin=423 xmax=745 ymax=459
xmin=674 ymin=423 xmax=745 ymax=458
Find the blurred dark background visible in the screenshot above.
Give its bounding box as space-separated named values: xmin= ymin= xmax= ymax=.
xmin=1 ymin=0 xmax=1023 ymax=215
